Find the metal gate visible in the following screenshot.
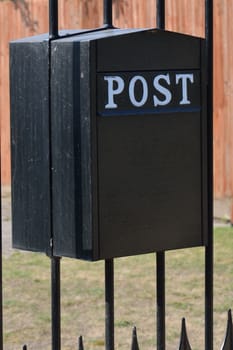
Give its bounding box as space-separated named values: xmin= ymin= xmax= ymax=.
xmin=1 ymin=0 xmax=232 ymax=349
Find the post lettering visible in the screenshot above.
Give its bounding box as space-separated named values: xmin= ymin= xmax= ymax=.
xmin=100 ymin=71 xmax=198 ymax=114
xmin=175 ymin=73 xmax=194 ymax=105
xmin=153 ymin=74 xmax=172 ymax=107
xmin=129 ymin=76 xmax=149 ymax=107
xmin=104 ymin=76 xmax=125 ymax=109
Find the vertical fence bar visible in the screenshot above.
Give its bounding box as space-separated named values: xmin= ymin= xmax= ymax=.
xmin=205 ymin=0 xmax=214 ymax=349
xmin=51 ymin=256 xmax=61 ymax=350
xmin=156 ymin=252 xmax=165 ymax=350
xmin=49 ymin=0 xmax=58 ymax=39
xmin=156 ymin=0 xmax=165 ymax=30
xmin=105 ymin=259 xmax=114 ymax=350
xmin=103 ymin=3 xmax=114 ymax=346
xmin=48 ymin=0 xmax=60 ymax=348
xmin=156 ymin=2 xmax=166 ymax=349
xmin=103 ymin=0 xmax=113 ymax=28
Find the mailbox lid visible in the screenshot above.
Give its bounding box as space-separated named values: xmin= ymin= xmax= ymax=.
xmin=96 ymin=29 xmax=202 ymax=71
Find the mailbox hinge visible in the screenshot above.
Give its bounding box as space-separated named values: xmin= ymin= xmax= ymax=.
xmin=50 ymin=237 xmax=53 ymax=249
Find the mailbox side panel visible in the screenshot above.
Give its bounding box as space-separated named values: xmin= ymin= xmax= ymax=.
xmin=51 ymin=40 xmax=98 ymax=260
xmin=10 ymin=41 xmax=51 ymax=253
xmin=51 ymin=41 xmax=82 ymax=258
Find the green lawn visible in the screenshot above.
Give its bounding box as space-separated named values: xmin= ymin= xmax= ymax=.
xmin=3 ymin=226 xmax=233 ymax=350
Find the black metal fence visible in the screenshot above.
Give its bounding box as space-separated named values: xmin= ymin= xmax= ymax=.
xmin=1 ymin=0 xmax=229 ymax=349
xmin=20 ymin=310 xmax=233 ymax=350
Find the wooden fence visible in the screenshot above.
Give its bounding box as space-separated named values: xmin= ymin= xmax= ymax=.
xmin=1 ymin=0 xmax=233 ymax=220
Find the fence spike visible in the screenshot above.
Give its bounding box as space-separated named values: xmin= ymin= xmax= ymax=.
xmin=131 ymin=326 xmax=140 ymax=350
xmin=78 ymin=335 xmax=84 ymax=350
xmin=178 ymin=318 xmax=192 ymax=350
xmin=220 ymin=309 xmax=233 ymax=350
xmin=22 ymin=345 xmax=27 ymax=350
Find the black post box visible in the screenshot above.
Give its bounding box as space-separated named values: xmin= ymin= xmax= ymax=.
xmin=10 ymin=28 xmax=208 ymax=260
xmin=51 ymin=28 xmax=208 ymax=260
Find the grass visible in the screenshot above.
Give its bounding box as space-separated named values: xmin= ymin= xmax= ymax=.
xmin=2 ymin=226 xmax=233 ymax=350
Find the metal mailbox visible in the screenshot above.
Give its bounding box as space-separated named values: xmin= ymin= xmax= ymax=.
xmin=51 ymin=28 xmax=208 ymax=259
xmin=10 ymin=28 xmax=208 ymax=260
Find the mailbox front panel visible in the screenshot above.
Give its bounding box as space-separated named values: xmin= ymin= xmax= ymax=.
xmin=95 ymin=31 xmax=207 ymax=258
xmin=97 ymin=114 xmax=203 ymax=257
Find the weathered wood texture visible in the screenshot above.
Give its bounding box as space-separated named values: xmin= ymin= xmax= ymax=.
xmin=1 ymin=0 xmax=232 ymax=216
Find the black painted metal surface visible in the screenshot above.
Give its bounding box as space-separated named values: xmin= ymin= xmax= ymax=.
xmin=131 ymin=327 xmax=140 ymax=350
xmin=156 ymin=3 xmax=166 ymax=350
xmin=178 ymin=319 xmax=192 ymax=350
xmin=156 ymin=0 xmax=165 ymax=29
xmin=49 ymin=0 xmax=58 ymax=38
xmin=205 ymin=0 xmax=214 ymax=349
xmin=51 ymin=257 xmax=61 ymax=350
xmin=103 ymin=0 xmax=113 ymax=28
xmin=79 ymin=336 xmax=84 ymax=350
xmin=48 ymin=3 xmax=61 ymax=348
xmin=221 ymin=310 xmax=233 ymax=350
xmin=105 ymin=259 xmax=114 ymax=350
xmin=21 ymin=314 xmax=233 ymax=350
xmin=156 ymin=252 xmax=165 ymax=350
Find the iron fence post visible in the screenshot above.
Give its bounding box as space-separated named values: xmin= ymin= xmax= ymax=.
xmin=105 ymin=259 xmax=114 ymax=350
xmin=156 ymin=0 xmax=165 ymax=30
xmin=103 ymin=5 xmax=114 ymax=349
xmin=156 ymin=2 xmax=166 ymax=350
xmin=48 ymin=1 xmax=61 ymax=349
xmin=205 ymin=0 xmax=214 ymax=349
xmin=103 ymin=0 xmax=113 ymax=28
xmin=156 ymin=252 xmax=165 ymax=350
xmin=51 ymin=256 xmax=61 ymax=350
xmin=49 ymin=0 xmax=58 ymax=39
